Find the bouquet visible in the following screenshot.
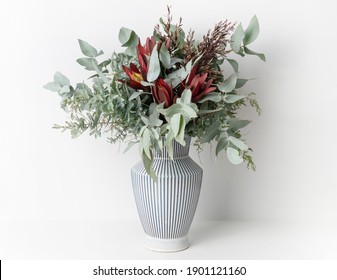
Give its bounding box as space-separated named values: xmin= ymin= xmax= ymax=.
xmin=44 ymin=8 xmax=265 ymax=179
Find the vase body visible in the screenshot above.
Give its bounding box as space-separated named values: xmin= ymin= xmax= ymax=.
xmin=131 ymin=137 xmax=203 ymax=252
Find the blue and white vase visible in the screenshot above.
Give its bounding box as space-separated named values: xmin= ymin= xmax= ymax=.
xmin=131 ymin=137 xmax=203 ymax=252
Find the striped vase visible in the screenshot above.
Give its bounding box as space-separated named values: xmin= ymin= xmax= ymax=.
xmin=131 ymin=137 xmax=203 ymax=252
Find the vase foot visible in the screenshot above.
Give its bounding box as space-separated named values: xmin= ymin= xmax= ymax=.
xmin=144 ymin=235 xmax=189 ymax=252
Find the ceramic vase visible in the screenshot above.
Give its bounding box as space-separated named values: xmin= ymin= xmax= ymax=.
xmin=131 ymin=137 xmax=203 ymax=252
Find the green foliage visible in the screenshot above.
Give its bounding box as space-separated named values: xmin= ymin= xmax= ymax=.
xmin=44 ymin=8 xmax=265 ymax=180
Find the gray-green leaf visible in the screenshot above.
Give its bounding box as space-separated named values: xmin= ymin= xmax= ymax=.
xmin=54 ymin=71 xmax=70 ymax=86
xmin=226 ymin=147 xmax=243 ymax=164
xmin=236 ymin=78 xmax=249 ymax=89
xmin=201 ymin=120 xmax=221 ymax=143
xmin=243 ymin=15 xmax=260 ymax=45
xmin=230 ymin=23 xmax=245 ymax=53
xmin=159 ymin=44 xmax=170 ymax=69
xmin=227 ymin=118 xmax=251 ymax=131
xmin=76 ymin=57 xmax=95 ymax=70
xmin=78 ymin=39 xmax=98 ymax=58
xmin=227 ymin=59 xmax=239 ymax=72
xmin=228 ymin=136 xmax=249 ymax=150
xmin=43 ymin=82 xmax=61 ymax=92
xmin=118 ymin=27 xmax=138 ymax=47
xmin=244 ymin=46 xmax=266 ymax=61
xmin=147 ymin=46 xmax=160 ymax=82
xmin=224 ymin=94 xmax=246 ymax=103
xmin=218 ymin=73 xmax=237 ymax=93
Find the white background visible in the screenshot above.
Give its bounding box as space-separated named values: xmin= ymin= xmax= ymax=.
xmin=0 ymin=0 xmax=336 ymax=227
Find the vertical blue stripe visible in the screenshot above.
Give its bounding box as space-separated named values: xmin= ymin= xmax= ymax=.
xmin=131 ymin=137 xmax=203 ymax=240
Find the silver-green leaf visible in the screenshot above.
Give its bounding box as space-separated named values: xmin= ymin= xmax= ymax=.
xmin=230 ymin=23 xmax=245 ymax=53
xmin=218 ymin=73 xmax=238 ymax=93
xmin=244 ymin=46 xmax=266 ymax=62
xmin=43 ymin=82 xmax=61 ymax=92
xmin=54 ymin=71 xmax=70 ymax=86
xmin=159 ymin=44 xmax=170 ymax=69
xmin=226 ymin=147 xmax=243 ymax=164
xmin=147 ymin=46 xmax=161 ymax=82
xmin=243 ymin=15 xmax=260 ymax=45
xmin=78 ymin=39 xmax=98 ymax=58
xmin=228 ymin=136 xmax=249 ymax=151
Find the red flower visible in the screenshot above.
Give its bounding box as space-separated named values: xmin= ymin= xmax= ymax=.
xmin=152 ymin=79 xmax=175 ymax=108
xmin=137 ymin=36 xmax=157 ymax=74
xmin=122 ymin=63 xmax=145 ymax=90
xmin=182 ymin=64 xmax=217 ymax=102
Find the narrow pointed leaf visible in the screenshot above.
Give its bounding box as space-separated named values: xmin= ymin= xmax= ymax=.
xmin=243 ymin=15 xmax=260 ymax=45
xmin=236 ymin=78 xmax=249 ymax=89
xmin=216 ymin=137 xmax=227 ymax=156
xmin=159 ymin=44 xmax=170 ymax=69
xmin=76 ymin=57 xmax=95 ymax=70
xmin=244 ymin=46 xmax=266 ymax=61
xmin=226 ymin=59 xmax=239 ymax=72
xmin=170 ymin=113 xmax=182 ymax=137
xmin=224 ymin=94 xmax=247 ymax=103
xmin=230 ymin=23 xmax=245 ymax=53
xmin=43 ymin=82 xmax=61 ymax=92
xmin=227 ymin=118 xmax=251 ymax=131
xmin=147 ymin=46 xmax=160 ymax=82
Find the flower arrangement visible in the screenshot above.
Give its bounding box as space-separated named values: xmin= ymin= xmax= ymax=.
xmin=44 ymin=8 xmax=265 ymax=179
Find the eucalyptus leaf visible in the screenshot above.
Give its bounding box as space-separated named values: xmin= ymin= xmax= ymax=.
xmin=43 ymin=82 xmax=61 ymax=92
xmin=236 ymin=78 xmax=249 ymax=89
xmin=147 ymin=46 xmax=161 ymax=82
xmin=59 ymin=85 xmax=70 ymax=94
xmin=141 ymin=128 xmax=152 ymax=159
xmin=76 ymin=57 xmax=95 ymax=70
xmin=159 ymin=44 xmax=170 ymax=68
xmin=197 ymin=92 xmax=222 ymax=103
xmin=129 ymin=91 xmax=151 ymax=101
xmin=142 ymin=150 xmax=157 ymax=181
xmin=224 ymin=94 xmax=247 ymax=103
xmin=218 ymin=73 xmax=238 ymax=93
xmin=244 ymin=46 xmax=266 ymax=61
xmin=243 ymin=15 xmax=260 ymax=45
xmin=216 ymin=137 xmax=228 ymax=156
xmin=118 ymin=27 xmax=138 ymax=47
xmin=226 ymin=147 xmax=243 ymax=164
xmin=227 ymin=118 xmax=251 ymax=131
xmin=228 ymin=136 xmax=249 ymax=150
xmin=230 ymin=23 xmax=245 ymax=53
xmin=226 ymin=59 xmax=239 ymax=72
xmin=123 ymin=141 xmax=138 ymax=153
xmin=54 ymin=71 xmax=70 ymax=86
xmin=201 ymin=120 xmax=221 ymax=143
xmin=171 ymin=113 xmax=182 ymax=137
xmin=78 ymin=39 xmax=98 ymax=58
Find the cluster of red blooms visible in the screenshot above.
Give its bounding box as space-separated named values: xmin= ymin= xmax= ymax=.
xmin=122 ymin=37 xmax=216 ymax=108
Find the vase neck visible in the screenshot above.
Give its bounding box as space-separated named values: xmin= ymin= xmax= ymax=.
xmin=153 ymin=137 xmax=191 ymax=160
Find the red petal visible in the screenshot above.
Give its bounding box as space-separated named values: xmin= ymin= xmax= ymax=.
xmin=187 ymin=64 xmax=198 ymax=84
xmin=130 ymin=63 xmax=140 ymax=73
xmin=199 ymin=73 xmax=208 ymax=85
xmin=122 ymin=65 xmax=133 ymax=79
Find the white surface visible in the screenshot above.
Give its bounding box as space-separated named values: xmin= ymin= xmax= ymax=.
xmin=0 ymin=0 xmax=337 ymax=223
xmin=1 ymin=220 xmax=337 ymax=259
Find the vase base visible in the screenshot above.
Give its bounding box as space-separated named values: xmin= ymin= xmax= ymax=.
xmin=144 ymin=235 xmax=189 ymax=252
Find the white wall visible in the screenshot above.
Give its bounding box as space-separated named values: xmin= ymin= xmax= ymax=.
xmin=0 ymin=0 xmax=336 ymax=222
